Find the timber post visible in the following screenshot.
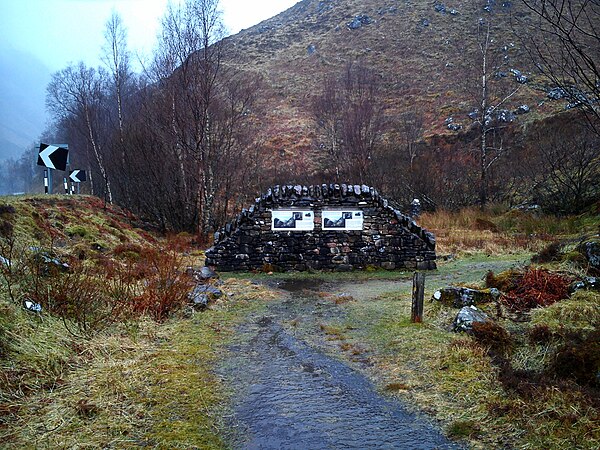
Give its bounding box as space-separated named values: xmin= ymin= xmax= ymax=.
xmin=411 ymin=272 xmax=425 ymax=323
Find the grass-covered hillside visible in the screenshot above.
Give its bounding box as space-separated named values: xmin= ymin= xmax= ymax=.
xmin=224 ymin=0 xmax=571 ymax=155
xmin=0 ymin=195 xmax=275 ymax=448
xmin=1 ymin=195 xmax=598 ymax=448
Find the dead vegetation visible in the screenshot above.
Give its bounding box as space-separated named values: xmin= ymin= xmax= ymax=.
xmin=310 ymin=205 xmax=600 ymax=449
xmin=0 ymin=196 xmax=279 ymax=448
xmin=2 ymin=198 xmax=599 ymax=448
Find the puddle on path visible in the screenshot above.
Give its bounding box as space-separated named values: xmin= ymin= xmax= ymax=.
xmin=220 ymin=280 xmax=463 ymax=449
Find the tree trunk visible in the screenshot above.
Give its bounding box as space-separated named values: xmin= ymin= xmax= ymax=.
xmin=84 ymin=105 xmax=113 ymax=204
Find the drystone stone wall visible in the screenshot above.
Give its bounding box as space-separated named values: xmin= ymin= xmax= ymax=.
xmin=205 ymin=184 xmax=436 ymax=272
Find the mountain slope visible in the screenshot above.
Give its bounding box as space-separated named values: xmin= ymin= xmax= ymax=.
xmin=223 ymin=0 xmax=567 ymax=159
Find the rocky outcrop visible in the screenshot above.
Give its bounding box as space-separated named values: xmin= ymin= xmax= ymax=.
xmin=569 ymin=277 xmax=600 ymax=293
xmin=578 ymin=240 xmax=600 ymax=274
xmin=205 ymin=184 xmax=436 ymax=272
xmin=347 ymin=15 xmax=373 ymax=29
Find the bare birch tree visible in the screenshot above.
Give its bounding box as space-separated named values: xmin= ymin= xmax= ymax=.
xmin=46 ymin=63 xmax=113 ymax=203
xmin=520 ymin=0 xmax=600 ymax=130
xmin=469 ymin=19 xmax=521 ymax=207
xmin=142 ymin=0 xmax=259 ymax=236
xmin=312 ymin=63 xmax=386 ymax=184
xmin=102 ymin=11 xmax=130 ymax=140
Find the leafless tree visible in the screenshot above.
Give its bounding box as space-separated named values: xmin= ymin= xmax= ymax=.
xmin=521 ymin=118 xmax=600 ymax=213
xmin=520 ymin=0 xmax=600 ymax=130
xmin=398 ymin=111 xmax=424 ymax=171
xmin=371 ymin=111 xmax=433 ymax=208
xmin=102 ymin=11 xmax=137 ymax=204
xmin=312 ymin=63 xmax=386 ymax=184
xmin=468 ymin=19 xmax=522 ymax=207
xmin=102 ymin=11 xmax=131 ymax=140
xmin=46 ymin=63 xmax=113 ymax=203
xmin=132 ymin=0 xmax=261 ymax=235
xmin=312 ymin=75 xmax=343 ymax=178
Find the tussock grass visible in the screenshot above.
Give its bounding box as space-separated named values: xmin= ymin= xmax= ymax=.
xmin=0 ymin=297 xmax=74 ymax=401
xmin=531 ymin=290 xmax=600 ymax=333
xmin=419 ymin=206 xmax=598 ymax=256
xmin=1 ymin=279 xmax=276 ymax=448
xmin=314 ymin=256 xmax=600 ymax=449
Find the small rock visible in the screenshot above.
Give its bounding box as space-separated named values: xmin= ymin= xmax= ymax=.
xmin=420 ymin=18 xmax=430 ymax=27
xmin=434 ymin=4 xmax=446 ymax=13
xmin=449 ymin=9 xmax=459 ymax=15
xmin=191 ymin=293 xmax=210 ymax=308
xmin=24 ymin=300 xmax=42 ymax=312
xmin=447 ymin=123 xmax=462 ymax=131
xmin=192 ymin=284 xmax=223 ymax=299
xmin=509 ymin=68 xmax=522 ymax=77
xmin=515 ymin=105 xmax=530 ymax=114
xmin=347 ymin=15 xmax=373 ymax=30
xmin=578 ymin=240 xmax=600 ymax=273
xmin=434 ymin=286 xmax=500 ymax=308
xmin=452 ymin=306 xmax=490 ymax=332
xmin=200 ymin=266 xmax=219 ymax=280
xmin=569 ymin=277 xmax=600 ymax=294
xmin=496 ymin=109 xmax=516 ymax=123
xmin=516 ymin=75 xmax=529 ymax=84
xmin=307 ymin=44 xmax=316 ymax=55
xmin=33 ymin=251 xmax=70 ymax=275
xmin=547 ymin=87 xmax=566 ymax=100
xmin=468 ymin=109 xmax=479 ymax=120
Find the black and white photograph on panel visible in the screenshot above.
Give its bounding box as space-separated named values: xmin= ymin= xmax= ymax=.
xmin=271 ymin=210 xmax=314 ymax=231
xmin=322 ymin=210 xmax=364 ymax=230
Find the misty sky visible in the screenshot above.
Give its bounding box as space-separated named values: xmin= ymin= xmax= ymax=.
xmin=0 ymin=0 xmax=298 ymax=162
xmin=0 ymin=0 xmax=298 ymax=71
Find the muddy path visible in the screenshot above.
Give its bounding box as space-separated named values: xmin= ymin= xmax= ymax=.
xmin=220 ymin=257 xmax=527 ymax=449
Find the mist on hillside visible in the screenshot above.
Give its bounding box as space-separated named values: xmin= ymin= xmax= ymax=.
xmin=0 ymin=47 xmax=50 ymax=162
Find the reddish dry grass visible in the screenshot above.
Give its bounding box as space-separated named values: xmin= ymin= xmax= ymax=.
xmin=501 ymin=268 xmax=572 ymax=312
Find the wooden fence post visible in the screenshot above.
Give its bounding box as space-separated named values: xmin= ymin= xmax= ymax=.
xmin=411 ymin=271 xmax=425 ymax=323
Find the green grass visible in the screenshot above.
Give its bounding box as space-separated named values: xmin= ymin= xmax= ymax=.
xmin=531 ymin=290 xmax=600 ymax=334
xmin=0 ymin=295 xmax=74 ymax=403
xmin=1 ymin=279 xmax=275 ymax=449
xmin=274 ymin=254 xmax=600 ymax=449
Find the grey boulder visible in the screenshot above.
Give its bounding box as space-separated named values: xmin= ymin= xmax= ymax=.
xmin=452 ymin=306 xmax=490 ymax=332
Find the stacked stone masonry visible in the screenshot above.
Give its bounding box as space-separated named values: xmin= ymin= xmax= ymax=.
xmin=205 ymin=184 xmax=436 ymax=272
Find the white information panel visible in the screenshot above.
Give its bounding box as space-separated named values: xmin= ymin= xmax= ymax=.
xmin=271 ymin=210 xmax=315 ymax=231
xmin=322 ymin=210 xmax=364 ymax=230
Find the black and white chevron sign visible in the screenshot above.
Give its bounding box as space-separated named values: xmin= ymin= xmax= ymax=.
xmin=69 ymin=170 xmax=87 ymax=183
xmin=37 ymin=143 xmax=69 ymax=171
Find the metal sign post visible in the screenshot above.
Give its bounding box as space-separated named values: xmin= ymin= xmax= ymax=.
xmin=63 ymin=177 xmax=69 ymax=194
xmin=44 ymin=170 xmax=49 ymax=194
